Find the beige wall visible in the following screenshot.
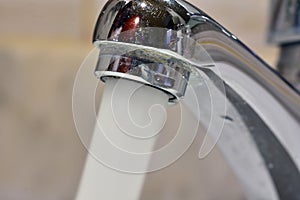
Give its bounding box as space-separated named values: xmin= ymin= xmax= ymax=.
xmin=0 ymin=1 xmax=277 ymax=200
xmin=0 ymin=0 xmax=95 ymax=40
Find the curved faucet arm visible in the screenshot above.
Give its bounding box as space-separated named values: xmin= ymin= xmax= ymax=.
xmin=188 ymin=15 xmax=300 ymax=120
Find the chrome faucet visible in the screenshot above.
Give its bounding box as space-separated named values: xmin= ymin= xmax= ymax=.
xmin=79 ymin=0 xmax=300 ymax=199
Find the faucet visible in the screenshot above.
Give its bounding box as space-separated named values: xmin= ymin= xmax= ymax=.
xmin=76 ymin=0 xmax=300 ymax=199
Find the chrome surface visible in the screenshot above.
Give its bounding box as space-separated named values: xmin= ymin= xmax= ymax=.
xmin=92 ymin=0 xmax=300 ymax=199
xmin=95 ymin=41 xmax=192 ymax=102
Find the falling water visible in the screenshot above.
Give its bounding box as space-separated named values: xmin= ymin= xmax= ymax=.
xmin=76 ymin=78 xmax=169 ymax=200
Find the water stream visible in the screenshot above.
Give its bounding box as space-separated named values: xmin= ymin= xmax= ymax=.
xmin=76 ymin=78 xmax=169 ymax=200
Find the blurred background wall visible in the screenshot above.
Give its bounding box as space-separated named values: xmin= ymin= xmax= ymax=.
xmin=0 ymin=0 xmax=278 ymax=200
